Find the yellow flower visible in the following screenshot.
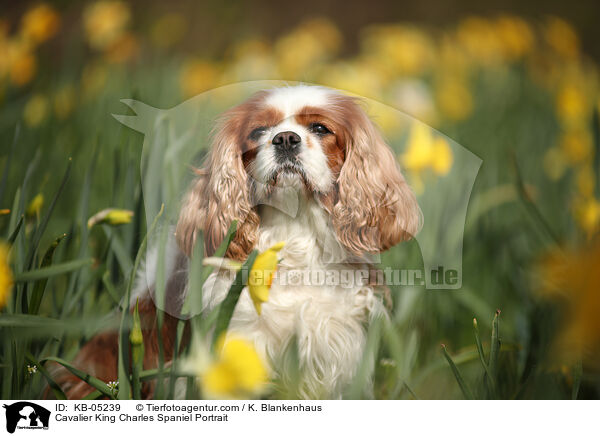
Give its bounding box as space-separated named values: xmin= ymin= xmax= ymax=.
xmin=87 ymin=208 xmax=133 ymax=228
xmin=556 ymin=84 xmax=588 ymax=127
xmin=104 ymin=32 xmax=138 ymax=63
xmin=435 ymin=75 xmax=473 ymax=121
xmin=537 ymin=241 xmax=600 ymax=368
xmin=0 ymin=242 xmax=13 ymax=310
xmin=247 ymin=242 xmax=285 ymax=315
xmin=275 ymin=18 xmax=341 ymax=78
xmin=573 ymin=197 xmax=600 ymax=239
xmin=26 ymin=193 xmax=44 ymax=218
xmin=361 ymin=25 xmax=435 ymax=76
xmin=559 ymin=129 xmax=592 ymax=165
xmin=21 ymin=4 xmax=60 ymax=45
xmin=7 ymin=42 xmax=36 ymax=87
xmin=543 ymin=16 xmax=579 ymax=59
xmin=431 ymin=138 xmax=453 ymax=176
xmin=83 ymin=1 xmax=130 ymax=50
xmin=575 ymin=166 xmax=595 ymax=198
xmin=494 ymin=15 xmax=534 ymax=61
xmin=401 ymin=122 xmax=454 ymax=176
xmin=223 ymin=39 xmax=277 ymax=82
xmin=318 ymin=61 xmax=384 ymax=99
xmin=179 ymin=59 xmax=220 ymax=98
xmin=456 ymin=16 xmax=503 ymax=66
xmin=23 ymin=94 xmax=49 ymax=127
xmin=202 ymin=335 xmax=268 ymax=399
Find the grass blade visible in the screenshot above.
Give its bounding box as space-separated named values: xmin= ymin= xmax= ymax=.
xmin=25 ymin=158 xmax=72 ymax=270
xmin=441 ymin=344 xmax=474 ymax=400
xmin=211 ymin=249 xmax=258 ymax=350
xmin=39 ymin=356 xmax=114 ymax=399
xmin=24 ymin=352 xmax=66 ymax=400
xmin=129 ymin=299 xmax=144 ymax=400
xmin=14 ymin=258 xmax=92 ymax=282
xmin=117 ymin=204 xmax=164 ymax=399
xmin=473 ymin=317 xmax=496 ymax=398
xmin=488 ymin=310 xmax=501 ymax=381
xmin=28 ymin=234 xmax=67 ymax=314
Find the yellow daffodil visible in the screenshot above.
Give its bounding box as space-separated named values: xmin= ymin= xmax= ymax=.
xmin=26 ymin=193 xmax=44 ymax=218
xmin=0 ymin=242 xmax=13 ymax=310
xmin=556 ymin=84 xmax=588 ymax=127
xmin=559 ymin=129 xmax=592 ymax=165
xmin=179 ymin=59 xmax=221 ymax=98
xmin=401 ymin=123 xmax=454 ymax=176
xmin=494 ymin=15 xmax=534 ymax=61
xmin=23 ymin=95 xmax=49 ymax=127
xmin=87 ymin=208 xmax=133 ymax=228
xmin=435 ymin=75 xmax=473 ymax=121
xmin=573 ymin=197 xmax=600 ymax=239
xmin=83 ymin=1 xmax=130 ymax=50
xmin=247 ymin=242 xmax=285 ymax=315
xmin=7 ymin=42 xmax=36 ymax=87
xmin=360 ymin=25 xmax=435 ymax=76
xmin=275 ymin=19 xmax=341 ymax=77
xmin=185 ymin=335 xmax=267 ymax=399
xmin=543 ymin=16 xmax=579 ymax=59
xmin=21 ymin=4 xmax=60 ymax=45
xmin=537 ymin=241 xmax=600 ymax=368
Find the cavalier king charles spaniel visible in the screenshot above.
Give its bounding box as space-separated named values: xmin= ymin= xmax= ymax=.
xmin=55 ymin=85 xmax=422 ymax=399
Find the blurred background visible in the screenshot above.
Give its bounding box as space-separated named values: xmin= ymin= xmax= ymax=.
xmin=1 ymin=0 xmax=600 ymax=400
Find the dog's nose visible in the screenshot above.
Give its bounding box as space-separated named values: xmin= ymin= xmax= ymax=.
xmin=272 ymin=131 xmax=301 ymax=155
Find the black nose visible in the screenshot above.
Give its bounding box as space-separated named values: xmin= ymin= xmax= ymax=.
xmin=272 ymin=131 xmax=301 ymax=155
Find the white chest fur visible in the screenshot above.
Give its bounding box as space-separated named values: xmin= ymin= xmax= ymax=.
xmin=202 ymin=196 xmax=385 ymax=398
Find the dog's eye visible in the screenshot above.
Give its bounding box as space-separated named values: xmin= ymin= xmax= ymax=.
xmin=248 ymin=127 xmax=267 ymax=141
xmin=309 ymin=123 xmax=332 ymax=135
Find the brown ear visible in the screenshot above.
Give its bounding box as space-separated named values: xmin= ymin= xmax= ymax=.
xmin=175 ymin=108 xmax=259 ymax=261
xmin=331 ymin=96 xmax=422 ymax=254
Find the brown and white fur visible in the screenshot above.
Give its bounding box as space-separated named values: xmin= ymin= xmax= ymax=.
xmin=54 ymin=85 xmax=421 ymax=399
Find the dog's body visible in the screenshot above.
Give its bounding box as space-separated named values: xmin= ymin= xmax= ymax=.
xmin=54 ymin=85 xmax=421 ymax=399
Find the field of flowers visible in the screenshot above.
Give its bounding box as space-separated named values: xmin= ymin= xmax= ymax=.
xmin=1 ymin=2 xmax=600 ymax=399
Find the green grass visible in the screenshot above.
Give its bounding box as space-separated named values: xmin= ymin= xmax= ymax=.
xmin=1 ymin=12 xmax=599 ymax=400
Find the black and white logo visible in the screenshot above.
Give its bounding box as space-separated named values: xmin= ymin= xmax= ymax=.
xmin=3 ymin=402 xmax=50 ymax=433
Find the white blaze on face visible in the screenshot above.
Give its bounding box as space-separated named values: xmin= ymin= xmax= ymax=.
xmin=250 ymin=86 xmax=336 ymax=196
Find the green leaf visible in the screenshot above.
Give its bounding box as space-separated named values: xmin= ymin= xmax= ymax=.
xmin=25 ymin=352 xmax=66 ymax=400
xmin=28 ymin=234 xmax=67 ymax=314
xmin=117 ymin=204 xmax=164 ymax=400
xmin=473 ymin=317 xmax=496 ymax=398
xmin=130 ymin=299 xmax=144 ymax=400
xmin=25 ymin=158 xmax=72 ymax=270
xmin=211 ymin=249 xmax=258 ymax=350
xmin=441 ymin=344 xmax=474 ymax=400
xmin=39 ymin=356 xmax=114 ymax=399
xmin=14 ymin=258 xmax=92 ymax=282
xmin=488 ymin=310 xmax=501 ymax=381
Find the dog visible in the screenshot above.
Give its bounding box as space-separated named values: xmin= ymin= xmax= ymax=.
xmin=55 ymin=85 xmax=421 ymax=399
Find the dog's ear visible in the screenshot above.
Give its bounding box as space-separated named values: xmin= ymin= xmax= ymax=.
xmin=331 ymin=96 xmax=422 ymax=254
xmin=176 ymin=106 xmax=259 ymax=261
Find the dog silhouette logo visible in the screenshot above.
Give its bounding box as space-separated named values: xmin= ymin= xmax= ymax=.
xmin=3 ymin=402 xmax=50 ymax=433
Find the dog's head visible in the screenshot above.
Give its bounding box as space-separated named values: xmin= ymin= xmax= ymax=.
xmin=176 ymin=85 xmax=422 ymax=260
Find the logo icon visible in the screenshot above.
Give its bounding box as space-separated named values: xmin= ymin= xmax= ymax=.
xmin=3 ymin=402 xmax=50 ymax=433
